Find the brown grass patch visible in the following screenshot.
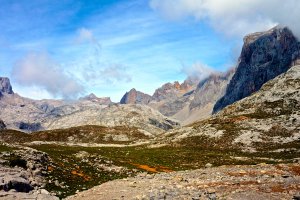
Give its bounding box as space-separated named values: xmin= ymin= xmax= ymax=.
xmin=289 ymin=165 xmax=300 ymax=175
xmin=130 ymin=163 xmax=173 ymax=173
xmin=71 ymin=170 xmax=91 ymax=181
xmin=47 ymin=166 xmax=54 ymax=171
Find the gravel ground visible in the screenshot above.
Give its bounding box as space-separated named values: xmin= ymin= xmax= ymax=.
xmin=67 ymin=163 xmax=300 ymax=200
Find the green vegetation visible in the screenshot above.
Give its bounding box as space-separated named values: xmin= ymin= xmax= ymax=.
xmin=28 ymin=141 xmax=299 ymax=199
xmin=0 ymin=143 xmax=17 ymax=152
xmin=0 ymin=125 xmax=149 ymax=145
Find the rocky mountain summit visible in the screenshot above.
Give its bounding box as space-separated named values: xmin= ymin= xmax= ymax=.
xmin=120 ymin=88 xmax=153 ymax=104
xmin=152 ymin=79 xmax=198 ymax=102
xmin=0 ymin=77 xmax=13 ymax=97
xmin=214 ymin=27 xmax=300 ymax=113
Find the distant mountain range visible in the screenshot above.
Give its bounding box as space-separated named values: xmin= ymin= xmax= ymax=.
xmin=0 ymin=26 xmax=299 ymax=133
xmin=119 ymin=27 xmax=300 ymax=124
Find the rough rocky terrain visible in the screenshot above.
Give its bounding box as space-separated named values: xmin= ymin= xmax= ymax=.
xmin=67 ymin=163 xmax=300 ymax=200
xmin=0 ymin=145 xmax=58 ymax=200
xmin=43 ymin=104 xmax=180 ymax=136
xmin=214 ymin=26 xmax=300 ymax=113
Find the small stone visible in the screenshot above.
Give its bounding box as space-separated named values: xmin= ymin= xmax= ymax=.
xmin=40 ymin=189 xmax=50 ymax=195
xmin=205 ymin=163 xmax=213 ymax=168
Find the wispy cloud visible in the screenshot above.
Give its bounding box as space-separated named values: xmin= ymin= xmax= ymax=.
xmin=150 ymin=0 xmax=300 ymax=38
xmin=181 ymin=62 xmax=215 ymax=81
xmin=82 ymin=63 xmax=132 ymax=85
xmin=12 ymin=52 xmax=84 ymax=99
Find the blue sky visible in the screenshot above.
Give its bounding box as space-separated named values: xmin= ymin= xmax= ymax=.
xmin=0 ymin=0 xmax=298 ymax=101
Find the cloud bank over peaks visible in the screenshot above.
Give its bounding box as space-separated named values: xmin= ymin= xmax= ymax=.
xmin=150 ymin=0 xmax=300 ymax=38
xmin=12 ymin=52 xmax=84 ymax=99
xmin=181 ymin=62 xmax=215 ymax=81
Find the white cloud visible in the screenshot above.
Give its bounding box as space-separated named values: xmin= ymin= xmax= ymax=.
xmin=150 ymin=0 xmax=300 ymax=38
xmin=181 ymin=62 xmax=215 ymax=81
xmin=12 ymin=52 xmax=84 ymax=99
xmin=83 ymin=64 xmax=132 ymax=85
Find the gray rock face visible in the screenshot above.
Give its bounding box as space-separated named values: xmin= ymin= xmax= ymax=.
xmin=0 ymin=148 xmax=58 ymax=200
xmin=213 ymin=27 xmax=300 ymax=113
xmin=149 ymin=70 xmax=234 ymax=125
xmin=0 ymin=77 xmax=13 ymax=96
xmin=0 ymin=120 xmax=6 ymax=130
xmin=120 ymin=88 xmax=152 ymax=104
xmin=190 ymin=69 xmax=235 ymax=110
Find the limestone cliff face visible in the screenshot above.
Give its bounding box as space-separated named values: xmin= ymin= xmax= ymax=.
xmin=0 ymin=77 xmax=13 ymax=97
xmin=120 ymin=88 xmax=153 ymax=104
xmin=190 ymin=69 xmax=235 ymax=111
xmin=213 ymin=27 xmax=300 ymax=113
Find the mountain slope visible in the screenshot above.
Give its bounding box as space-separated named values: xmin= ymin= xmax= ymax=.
xmin=0 ymin=79 xmax=179 ymax=134
xmin=213 ymin=27 xmax=300 ymax=113
xmin=162 ymin=65 xmax=300 ymax=152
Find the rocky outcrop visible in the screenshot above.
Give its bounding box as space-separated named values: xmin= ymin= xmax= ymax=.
xmin=0 ymin=119 xmax=6 ymax=130
xmin=79 ymin=93 xmax=112 ymax=105
xmin=120 ymin=88 xmax=153 ymax=104
xmin=213 ymin=27 xmax=300 ymax=113
xmin=0 ymin=77 xmax=13 ymax=97
xmin=0 ymin=147 xmax=59 ymax=199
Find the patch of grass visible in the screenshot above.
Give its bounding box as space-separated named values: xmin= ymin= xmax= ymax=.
xmin=30 ymin=144 xmax=134 ymax=199
xmin=0 ymin=125 xmax=149 ymax=145
xmin=0 ymin=144 xmax=17 ymax=152
xmin=28 ymin=142 xmax=299 ymax=198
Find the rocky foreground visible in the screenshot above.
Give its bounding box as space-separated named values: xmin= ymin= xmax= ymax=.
xmin=67 ymin=163 xmax=300 ymax=200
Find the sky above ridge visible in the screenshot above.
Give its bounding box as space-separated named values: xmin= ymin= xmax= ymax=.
xmin=0 ymin=0 xmax=300 ymax=101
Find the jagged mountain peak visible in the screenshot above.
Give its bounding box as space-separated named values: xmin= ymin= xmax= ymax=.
xmin=0 ymin=77 xmax=14 ymax=96
xmin=120 ymin=88 xmax=152 ymax=104
xmin=213 ymin=26 xmax=300 ymax=113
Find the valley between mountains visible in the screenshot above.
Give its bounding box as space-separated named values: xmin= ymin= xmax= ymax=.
xmin=0 ymin=27 xmax=300 ymax=200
